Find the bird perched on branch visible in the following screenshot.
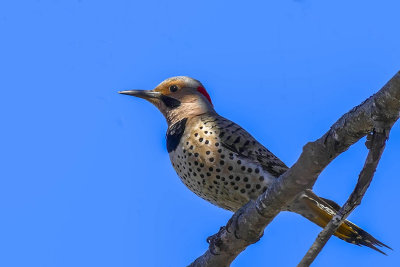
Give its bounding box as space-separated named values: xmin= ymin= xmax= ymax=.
xmin=119 ymin=76 xmax=389 ymax=253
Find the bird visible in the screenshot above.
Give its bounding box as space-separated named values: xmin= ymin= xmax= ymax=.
xmin=119 ymin=76 xmax=390 ymax=254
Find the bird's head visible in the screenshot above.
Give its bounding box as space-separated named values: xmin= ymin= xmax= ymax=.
xmin=119 ymin=76 xmax=214 ymax=125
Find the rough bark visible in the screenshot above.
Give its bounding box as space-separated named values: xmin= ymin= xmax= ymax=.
xmin=298 ymin=127 xmax=391 ymax=267
xmin=188 ymin=71 xmax=400 ymax=267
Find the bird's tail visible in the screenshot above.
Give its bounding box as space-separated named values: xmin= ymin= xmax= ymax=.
xmin=290 ymin=190 xmax=391 ymax=254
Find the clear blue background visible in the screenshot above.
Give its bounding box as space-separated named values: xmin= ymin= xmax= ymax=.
xmin=1 ymin=1 xmax=399 ymax=266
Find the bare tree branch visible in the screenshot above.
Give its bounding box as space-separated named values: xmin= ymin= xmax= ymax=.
xmin=188 ymin=71 xmax=400 ymax=267
xmin=298 ymin=124 xmax=392 ymax=267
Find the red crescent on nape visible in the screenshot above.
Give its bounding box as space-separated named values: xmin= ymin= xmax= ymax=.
xmin=197 ymin=86 xmax=212 ymax=105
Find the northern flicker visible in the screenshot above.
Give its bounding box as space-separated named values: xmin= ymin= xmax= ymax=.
xmin=119 ymin=76 xmax=389 ymax=253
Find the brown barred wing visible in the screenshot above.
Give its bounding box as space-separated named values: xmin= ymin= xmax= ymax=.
xmin=201 ymin=114 xmax=288 ymax=178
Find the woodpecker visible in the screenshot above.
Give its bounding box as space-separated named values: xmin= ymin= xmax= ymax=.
xmin=119 ymin=76 xmax=389 ymax=253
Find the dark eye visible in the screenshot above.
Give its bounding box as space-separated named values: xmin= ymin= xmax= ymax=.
xmin=169 ymin=85 xmax=178 ymax=92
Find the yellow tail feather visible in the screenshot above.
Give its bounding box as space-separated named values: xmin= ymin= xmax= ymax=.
xmin=297 ymin=191 xmax=391 ymax=254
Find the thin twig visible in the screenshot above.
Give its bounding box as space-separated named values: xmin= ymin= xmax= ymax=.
xmin=298 ymin=124 xmax=391 ymax=267
xmin=189 ymin=71 xmax=400 ymax=267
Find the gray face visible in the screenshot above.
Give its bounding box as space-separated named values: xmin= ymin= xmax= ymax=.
xmin=119 ymin=76 xmax=214 ymax=125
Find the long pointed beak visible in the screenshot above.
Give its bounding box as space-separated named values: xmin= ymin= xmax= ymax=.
xmin=118 ymin=90 xmax=161 ymax=100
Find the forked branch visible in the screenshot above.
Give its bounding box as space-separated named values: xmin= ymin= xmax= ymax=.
xmin=298 ymin=125 xmax=392 ymax=267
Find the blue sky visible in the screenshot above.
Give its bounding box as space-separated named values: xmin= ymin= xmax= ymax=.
xmin=1 ymin=1 xmax=400 ymax=266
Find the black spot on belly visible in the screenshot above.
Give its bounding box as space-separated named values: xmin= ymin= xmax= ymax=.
xmin=166 ymin=118 xmax=187 ymax=153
